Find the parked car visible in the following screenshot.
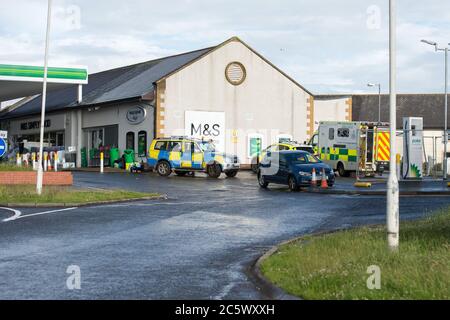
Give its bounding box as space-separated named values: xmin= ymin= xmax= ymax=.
xmin=257 ymin=150 xmax=335 ymax=191
xmin=148 ymin=137 xmax=240 ymax=178
xmin=251 ymin=141 xmax=314 ymax=173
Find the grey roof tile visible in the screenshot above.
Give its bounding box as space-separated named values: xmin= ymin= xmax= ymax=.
xmin=0 ymin=47 xmax=213 ymax=120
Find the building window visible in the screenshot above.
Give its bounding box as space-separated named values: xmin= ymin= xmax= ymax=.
xmin=126 ymin=132 xmax=135 ymax=150
xmin=248 ymin=133 xmax=264 ymax=159
xmin=337 ymin=128 xmax=350 ymax=138
xmin=225 ymin=62 xmax=246 ymax=86
xmin=138 ymin=131 xmax=147 ymax=157
xmin=329 ymin=128 xmax=335 ymax=140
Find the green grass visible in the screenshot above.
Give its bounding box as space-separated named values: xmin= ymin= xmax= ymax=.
xmin=261 ymin=211 xmax=450 ymax=300
xmin=0 ymin=185 xmax=160 ymax=204
xmin=0 ymin=163 xmax=33 ymax=172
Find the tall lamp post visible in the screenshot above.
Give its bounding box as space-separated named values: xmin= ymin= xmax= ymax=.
xmin=368 ymin=83 xmax=382 ymax=122
xmin=421 ymin=39 xmax=448 ymax=180
xmin=387 ymin=0 xmax=399 ymax=251
xmin=36 ymin=0 xmax=53 ymax=195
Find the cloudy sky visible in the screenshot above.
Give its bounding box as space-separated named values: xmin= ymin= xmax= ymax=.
xmin=0 ymin=0 xmax=449 ymax=94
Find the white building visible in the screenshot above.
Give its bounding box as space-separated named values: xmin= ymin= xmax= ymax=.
xmin=1 ymin=37 xmax=352 ymax=167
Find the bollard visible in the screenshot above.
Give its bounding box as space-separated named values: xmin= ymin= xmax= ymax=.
xmin=16 ymin=153 xmax=22 ymax=167
xmin=354 ymin=182 xmax=372 ymax=188
xmin=47 ymin=152 xmax=53 ymax=171
xmin=44 ymin=153 xmax=48 ymax=172
xmin=32 ymin=153 xmax=37 ymax=170
xmin=54 ymin=152 xmax=58 ymax=172
xmin=100 ymin=152 xmax=104 ymax=173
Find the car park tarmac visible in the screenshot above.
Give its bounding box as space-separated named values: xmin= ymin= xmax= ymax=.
xmin=0 ymin=171 xmax=448 ymax=299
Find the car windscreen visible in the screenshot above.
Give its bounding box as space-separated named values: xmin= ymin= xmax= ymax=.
xmin=294 ymin=147 xmax=314 ymax=153
xmin=199 ymin=142 xmax=216 ymax=152
xmin=285 ymin=153 xmax=320 ymax=164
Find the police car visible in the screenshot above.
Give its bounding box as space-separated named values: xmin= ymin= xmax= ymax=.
xmin=148 ymin=137 xmax=240 ymax=178
xmin=251 ymin=141 xmax=314 ymax=173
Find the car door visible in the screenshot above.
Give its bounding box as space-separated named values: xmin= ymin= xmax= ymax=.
xmin=181 ymin=141 xmax=193 ymax=169
xmin=191 ymin=143 xmax=204 ymax=169
xmin=277 ymin=153 xmax=290 ymax=183
xmin=260 ymin=153 xmax=275 ymax=182
xmin=168 ymin=141 xmax=182 ymax=168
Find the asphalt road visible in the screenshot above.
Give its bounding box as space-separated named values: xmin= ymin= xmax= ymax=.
xmin=0 ymin=171 xmax=448 ymax=299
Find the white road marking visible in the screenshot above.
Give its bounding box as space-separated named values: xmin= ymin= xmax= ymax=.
xmin=3 ymin=207 xmax=78 ymax=222
xmin=1 ymin=207 xmax=22 ymax=222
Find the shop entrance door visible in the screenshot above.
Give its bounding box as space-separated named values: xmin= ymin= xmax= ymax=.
xmin=87 ymin=128 xmax=104 ymax=166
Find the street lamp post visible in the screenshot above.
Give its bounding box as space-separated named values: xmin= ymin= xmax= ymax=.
xmin=368 ymin=83 xmax=382 ymax=122
xmin=421 ymin=39 xmax=449 ymax=180
xmin=387 ymin=0 xmax=399 ymax=251
xmin=36 ymin=0 xmax=53 ymax=195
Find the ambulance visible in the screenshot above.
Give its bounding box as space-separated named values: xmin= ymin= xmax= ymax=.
xmin=308 ymin=121 xmax=390 ymax=177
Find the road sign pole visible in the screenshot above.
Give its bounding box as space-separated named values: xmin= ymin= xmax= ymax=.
xmin=36 ymin=0 xmax=52 ymax=195
xmin=387 ymin=0 xmax=400 ymax=251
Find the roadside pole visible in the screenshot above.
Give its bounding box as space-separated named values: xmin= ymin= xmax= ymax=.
xmin=387 ymin=0 xmax=400 ymax=251
xmin=444 ymin=47 xmax=448 ymax=180
xmin=36 ymin=0 xmax=53 ymax=195
xmin=100 ymin=152 xmax=104 ymax=173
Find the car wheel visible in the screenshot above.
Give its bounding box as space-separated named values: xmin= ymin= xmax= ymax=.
xmin=288 ymin=175 xmax=299 ymax=192
xmin=337 ymin=162 xmax=350 ymax=177
xmin=225 ymin=170 xmax=238 ymax=178
xmin=207 ymin=163 xmax=222 ymax=178
xmin=156 ymin=161 xmax=171 ymax=177
xmin=175 ymin=170 xmax=188 ymax=176
xmin=257 ymin=171 xmax=269 ymax=188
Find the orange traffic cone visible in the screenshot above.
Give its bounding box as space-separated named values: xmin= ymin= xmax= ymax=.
xmin=311 ymin=168 xmax=317 ymax=186
xmin=321 ymin=168 xmax=328 ymax=189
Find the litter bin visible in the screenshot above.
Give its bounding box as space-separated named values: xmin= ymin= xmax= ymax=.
xmin=123 ymin=149 xmax=135 ymax=165
xmin=110 ymin=148 xmax=120 ymax=167
xmin=81 ymin=148 xmax=88 ymax=168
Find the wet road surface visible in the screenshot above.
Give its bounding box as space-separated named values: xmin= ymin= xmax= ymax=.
xmin=0 ymin=171 xmax=448 ymax=299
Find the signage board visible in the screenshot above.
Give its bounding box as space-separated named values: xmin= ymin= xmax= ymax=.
xmin=185 ymin=111 xmax=225 ymax=151
xmin=248 ymin=136 xmax=262 ymax=158
xmin=126 ymin=106 xmax=147 ymax=125
xmin=0 ymin=130 xmax=7 ymax=139
xmin=20 ymin=119 xmax=51 ymax=131
xmin=0 ymin=138 xmax=7 ymax=158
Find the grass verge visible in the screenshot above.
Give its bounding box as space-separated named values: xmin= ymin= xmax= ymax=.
xmin=0 ymin=185 xmax=160 ymax=205
xmin=0 ymin=163 xmax=33 ymax=172
xmin=261 ymin=211 xmax=450 ymax=300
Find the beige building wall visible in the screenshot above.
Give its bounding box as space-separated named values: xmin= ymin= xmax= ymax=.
xmin=157 ymin=38 xmax=311 ymax=164
xmin=312 ymin=97 xmax=352 ymax=133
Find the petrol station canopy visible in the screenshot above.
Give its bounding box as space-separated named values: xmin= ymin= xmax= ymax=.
xmin=0 ymin=64 xmax=88 ymax=102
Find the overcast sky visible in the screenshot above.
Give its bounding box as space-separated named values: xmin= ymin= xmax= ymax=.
xmin=1 ymin=0 xmax=449 ymax=94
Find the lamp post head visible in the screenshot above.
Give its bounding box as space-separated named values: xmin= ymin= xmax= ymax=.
xmin=421 ymin=39 xmax=437 ymax=46
xmin=421 ymin=39 xmax=439 ymax=51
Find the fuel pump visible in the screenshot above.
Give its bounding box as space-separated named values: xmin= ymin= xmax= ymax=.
xmin=402 ymin=117 xmax=423 ymax=179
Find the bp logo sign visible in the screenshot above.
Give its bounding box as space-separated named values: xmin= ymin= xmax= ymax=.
xmin=0 ymin=138 xmax=7 ymax=158
xmin=126 ymin=106 xmax=147 ymax=125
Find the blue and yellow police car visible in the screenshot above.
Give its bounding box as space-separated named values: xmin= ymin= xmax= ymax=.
xmin=148 ymin=137 xmax=240 ymax=178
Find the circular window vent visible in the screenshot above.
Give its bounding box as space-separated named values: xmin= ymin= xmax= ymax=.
xmin=225 ymin=62 xmax=246 ymax=86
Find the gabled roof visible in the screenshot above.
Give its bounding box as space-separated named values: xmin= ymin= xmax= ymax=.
xmin=0 ymin=47 xmax=213 ymax=120
xmin=0 ymin=36 xmax=314 ymax=121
